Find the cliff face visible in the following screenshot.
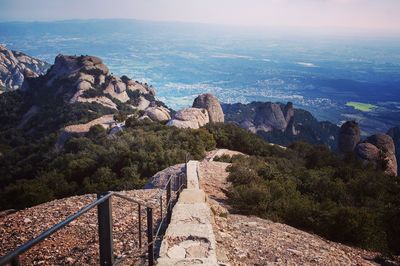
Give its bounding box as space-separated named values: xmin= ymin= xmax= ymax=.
xmin=0 ymin=44 xmax=49 ymax=92
xmin=222 ymin=101 xmax=338 ymax=149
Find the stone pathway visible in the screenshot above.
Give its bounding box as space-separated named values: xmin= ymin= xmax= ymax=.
xmin=157 ymin=160 xmax=219 ymax=265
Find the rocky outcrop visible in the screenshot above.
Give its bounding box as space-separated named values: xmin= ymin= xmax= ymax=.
xmin=143 ymin=106 xmax=171 ymax=122
xmin=355 ymin=142 xmax=381 ymax=162
xmin=254 ymin=102 xmax=288 ymax=131
xmin=283 ymin=102 xmax=294 ymax=124
xmin=338 ymin=121 xmax=361 ymax=153
xmin=355 ymin=133 xmax=397 ymax=176
xmin=222 ymin=102 xmax=339 ymax=149
xmin=367 ymin=134 xmax=397 ymax=176
xmin=337 ymin=121 xmax=397 ymax=176
xmin=14 ymin=54 xmax=167 ymax=132
xmin=167 ymin=108 xmax=209 ymax=129
xmin=0 ymin=44 xmax=49 ymax=91
xmin=22 ymin=54 xmax=157 ymax=110
xmin=166 ymin=94 xmax=222 ymax=129
xmin=192 ymin=93 xmax=224 ymax=123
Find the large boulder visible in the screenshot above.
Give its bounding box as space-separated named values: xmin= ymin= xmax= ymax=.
xmin=355 ymin=133 xmax=397 ymax=176
xmin=192 ymin=93 xmax=224 ymax=123
xmin=366 ymin=134 xmax=397 ymax=176
xmin=254 ymin=103 xmax=287 ymax=132
xmin=338 ymin=121 xmax=361 ymax=153
xmin=167 ymin=108 xmax=209 ymax=129
xmin=355 ymin=142 xmax=381 ymax=162
xmin=144 ymin=106 xmax=171 ymax=122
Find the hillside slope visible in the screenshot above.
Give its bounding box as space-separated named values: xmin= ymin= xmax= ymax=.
xmin=199 ymin=150 xmax=380 ymax=265
xmin=0 ymin=150 xmax=382 ymax=265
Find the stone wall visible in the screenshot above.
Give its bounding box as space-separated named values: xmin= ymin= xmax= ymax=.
xmin=157 ymin=160 xmax=218 ymax=265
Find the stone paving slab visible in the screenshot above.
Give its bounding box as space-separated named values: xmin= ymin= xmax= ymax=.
xmin=157 ymin=160 xmax=218 ymax=265
xmin=179 ymin=189 xmax=207 ymax=204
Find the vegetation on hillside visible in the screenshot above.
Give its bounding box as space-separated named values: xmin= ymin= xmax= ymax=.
xmin=1 ymin=90 xmax=398 ymax=256
xmin=218 ymin=138 xmax=400 ymax=254
xmin=0 ymin=118 xmax=216 ymax=210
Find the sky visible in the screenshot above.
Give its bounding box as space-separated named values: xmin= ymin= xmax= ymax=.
xmin=1 ymin=0 xmax=400 ymax=33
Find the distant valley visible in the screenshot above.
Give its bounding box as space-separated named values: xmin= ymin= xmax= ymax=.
xmin=1 ymin=20 xmax=399 ymax=135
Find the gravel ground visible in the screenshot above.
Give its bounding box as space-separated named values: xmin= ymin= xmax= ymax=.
xmin=0 ymin=189 xmax=166 ymax=265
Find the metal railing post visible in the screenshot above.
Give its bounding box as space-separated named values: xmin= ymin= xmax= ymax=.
xmin=146 ymin=207 xmax=154 ymax=266
xmin=10 ymin=256 xmax=20 ymax=266
xmin=160 ymin=196 xmax=163 ymax=219
xmin=166 ymin=180 xmax=172 ymax=223
xmin=97 ymin=193 xmax=114 ymax=266
xmin=138 ymin=203 xmax=142 ymax=249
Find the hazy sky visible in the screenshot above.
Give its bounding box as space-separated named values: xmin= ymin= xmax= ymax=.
xmin=1 ymin=0 xmax=400 ymax=33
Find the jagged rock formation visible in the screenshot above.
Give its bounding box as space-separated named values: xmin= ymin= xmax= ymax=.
xmin=3 ymin=53 xmax=170 ymax=143
xmin=167 ymin=94 xmax=223 ymax=129
xmin=338 ymin=121 xmax=361 ymax=153
xmin=225 ymin=101 xmax=295 ymax=133
xmin=22 ymin=55 xmax=156 ymax=110
xmin=254 ymin=102 xmax=289 ymax=131
xmin=355 ymin=133 xmax=397 ymax=176
xmin=337 ymin=122 xmax=397 ymax=176
xmin=222 ymin=101 xmax=338 ymax=149
xmin=167 ymin=108 xmax=209 ymax=129
xmin=192 ymin=93 xmax=224 ymax=123
xmin=0 ymin=44 xmax=49 ymax=91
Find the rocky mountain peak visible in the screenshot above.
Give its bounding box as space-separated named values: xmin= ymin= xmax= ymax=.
xmin=0 ymin=44 xmax=49 ymax=92
xmin=22 ymin=54 xmax=157 ymax=111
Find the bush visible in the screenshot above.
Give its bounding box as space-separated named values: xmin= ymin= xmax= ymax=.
xmin=226 ymin=144 xmax=400 ymax=254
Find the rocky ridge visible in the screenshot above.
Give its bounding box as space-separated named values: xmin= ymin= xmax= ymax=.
xmin=0 ymin=44 xmax=49 ymax=92
xmin=222 ymin=101 xmax=339 ymax=149
xmin=22 ymin=54 xmax=156 ymax=110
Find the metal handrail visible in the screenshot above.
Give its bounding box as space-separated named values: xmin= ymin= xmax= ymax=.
xmin=113 ymin=192 xmax=154 ymax=209
xmin=0 ymin=193 xmax=112 ymax=265
xmin=0 ymin=154 xmax=190 ymax=266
